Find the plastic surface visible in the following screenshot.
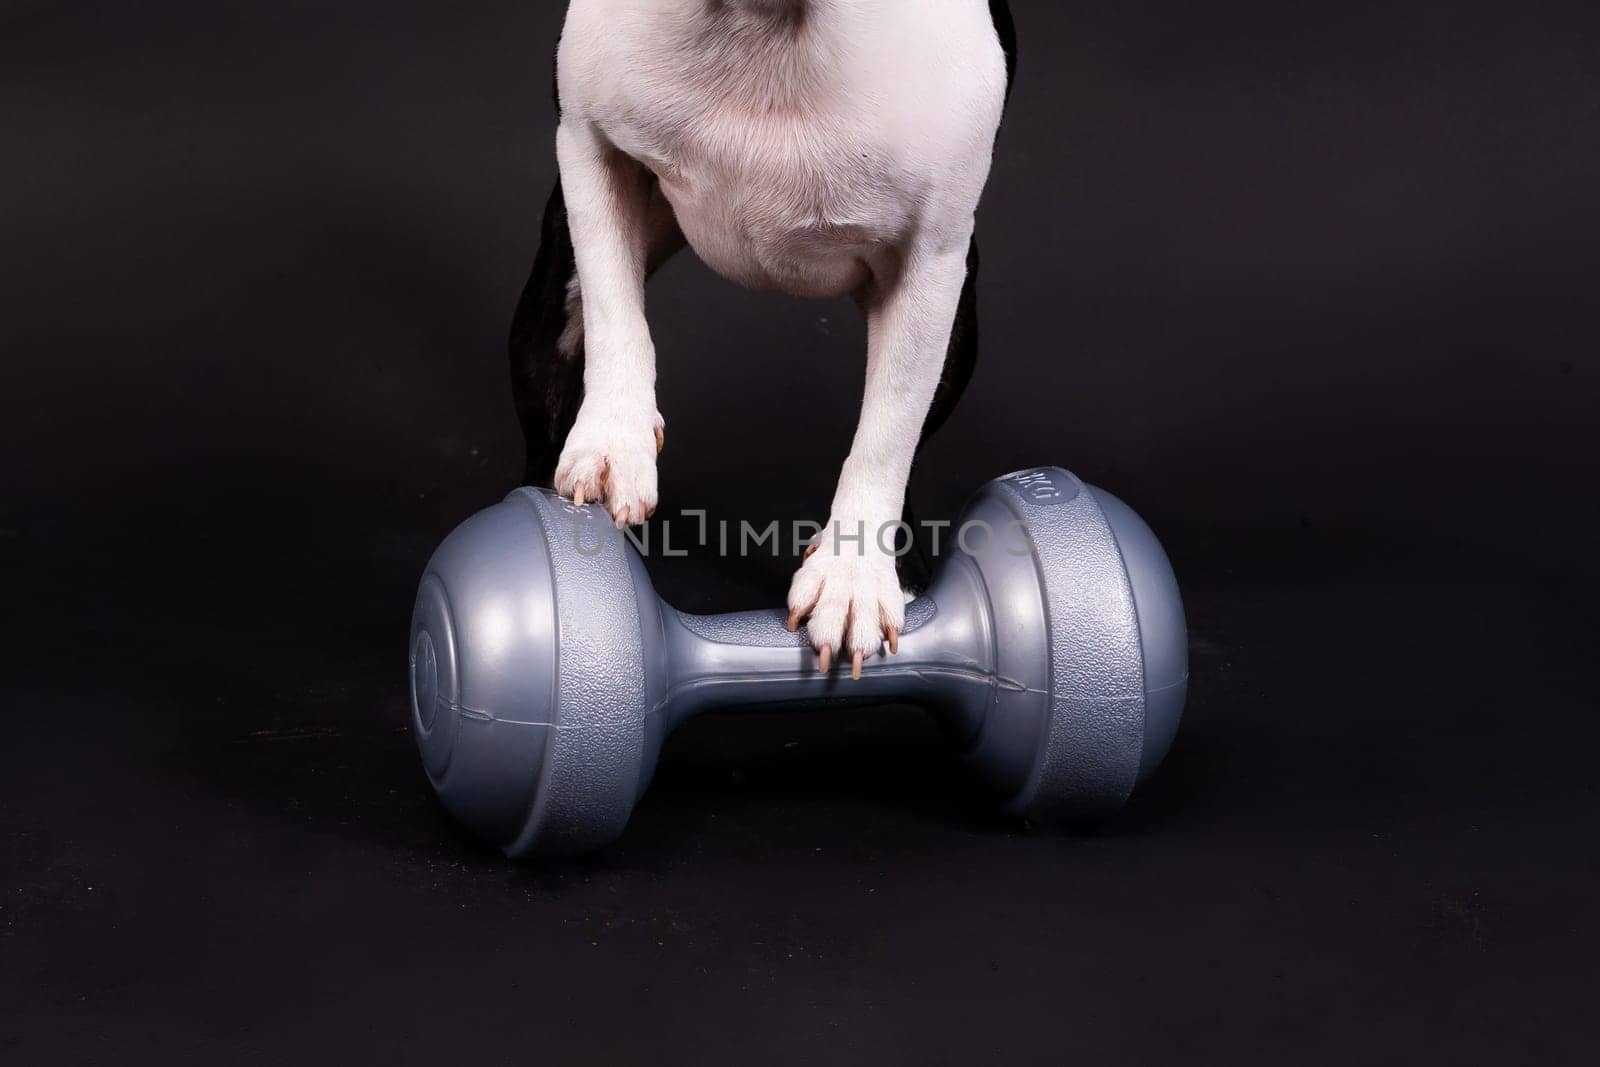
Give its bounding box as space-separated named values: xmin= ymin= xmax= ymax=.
xmin=410 ymin=467 xmax=1189 ymax=856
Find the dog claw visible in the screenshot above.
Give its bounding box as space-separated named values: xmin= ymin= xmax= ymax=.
xmin=851 ymin=651 xmax=863 ymax=680
xmin=818 ymin=646 xmax=833 ymax=674
xmin=786 ymin=610 xmax=802 ymax=632
xmin=655 ymin=426 xmax=665 ymax=454
xmin=887 ymin=627 xmax=899 ymax=655
xmin=555 ymin=421 xmax=652 ymax=525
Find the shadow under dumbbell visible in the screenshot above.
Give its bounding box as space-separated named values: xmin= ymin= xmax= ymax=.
xmin=617 ymin=704 xmax=1047 ymax=861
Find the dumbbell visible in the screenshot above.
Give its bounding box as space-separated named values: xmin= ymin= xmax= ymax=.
xmin=409 ymin=467 xmax=1188 ymax=857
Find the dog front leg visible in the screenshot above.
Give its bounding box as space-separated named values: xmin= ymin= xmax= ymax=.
xmin=551 ymin=120 xmax=664 ymax=526
xmin=788 ymin=236 xmax=975 ymax=676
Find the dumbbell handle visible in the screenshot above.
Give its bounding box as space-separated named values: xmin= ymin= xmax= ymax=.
xmin=655 ymin=553 xmax=998 ymax=737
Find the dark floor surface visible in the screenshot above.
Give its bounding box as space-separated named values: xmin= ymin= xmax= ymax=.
xmin=5 ymin=496 xmax=1597 ymax=1064
xmin=4 ymin=2 xmax=1600 ymax=1063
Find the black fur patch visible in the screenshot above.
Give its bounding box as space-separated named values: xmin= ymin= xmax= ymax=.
xmin=508 ymin=181 xmax=585 ymax=486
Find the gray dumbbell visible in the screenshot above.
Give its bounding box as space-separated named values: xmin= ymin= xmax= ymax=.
xmin=409 ymin=467 xmax=1188 ymax=857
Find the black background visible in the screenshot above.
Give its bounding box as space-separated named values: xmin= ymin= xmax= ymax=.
xmin=4 ymin=1 xmax=1598 ymax=1062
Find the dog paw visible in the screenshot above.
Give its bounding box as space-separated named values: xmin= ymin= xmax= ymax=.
xmin=553 ymin=400 xmax=664 ymax=527
xmin=785 ymin=533 xmax=905 ymax=678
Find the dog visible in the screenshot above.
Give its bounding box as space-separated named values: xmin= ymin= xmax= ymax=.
xmin=510 ymin=0 xmax=1016 ymax=677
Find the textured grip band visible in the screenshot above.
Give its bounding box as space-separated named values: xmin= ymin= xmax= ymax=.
xmin=507 ymin=490 xmax=651 ymax=854
xmin=996 ymin=470 xmax=1147 ymax=818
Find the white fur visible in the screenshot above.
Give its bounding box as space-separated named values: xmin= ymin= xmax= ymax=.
xmin=552 ymin=0 xmax=1008 ymax=658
